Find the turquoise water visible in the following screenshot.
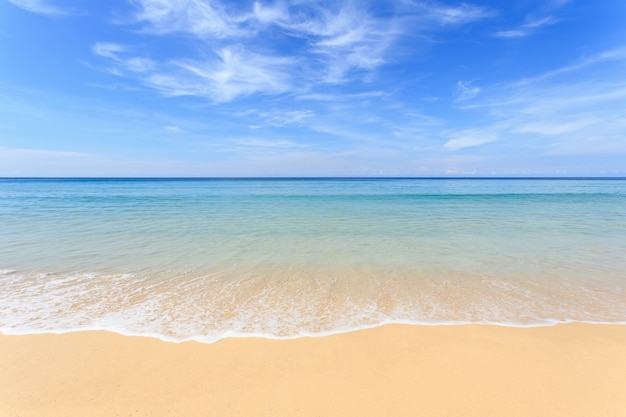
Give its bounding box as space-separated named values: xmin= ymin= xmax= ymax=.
xmin=1 ymin=178 xmax=625 ymax=342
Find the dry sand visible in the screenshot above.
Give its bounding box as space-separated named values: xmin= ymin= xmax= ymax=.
xmin=2 ymin=323 xmax=626 ymax=417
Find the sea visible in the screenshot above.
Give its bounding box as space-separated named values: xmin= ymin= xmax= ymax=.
xmin=1 ymin=178 xmax=625 ymax=342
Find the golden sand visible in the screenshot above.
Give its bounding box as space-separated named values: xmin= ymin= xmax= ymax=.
xmin=2 ymin=324 xmax=626 ymax=417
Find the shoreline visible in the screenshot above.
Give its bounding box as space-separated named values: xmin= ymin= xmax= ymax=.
xmin=3 ymin=319 xmax=626 ymax=344
xmin=2 ymin=323 xmax=626 ymax=416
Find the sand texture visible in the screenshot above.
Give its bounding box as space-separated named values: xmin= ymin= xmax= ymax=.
xmin=2 ymin=324 xmax=626 ymax=417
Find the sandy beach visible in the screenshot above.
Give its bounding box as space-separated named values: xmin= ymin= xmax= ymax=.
xmin=2 ymin=323 xmax=626 ymax=417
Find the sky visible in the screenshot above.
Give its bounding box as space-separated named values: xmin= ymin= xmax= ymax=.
xmin=1 ymin=0 xmax=625 ymax=177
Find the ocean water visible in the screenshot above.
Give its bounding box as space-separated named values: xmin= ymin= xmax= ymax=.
xmin=1 ymin=178 xmax=625 ymax=342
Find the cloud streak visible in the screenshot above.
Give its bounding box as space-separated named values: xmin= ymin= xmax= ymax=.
xmin=446 ymin=47 xmax=626 ymax=158
xmin=161 ymin=46 xmax=295 ymax=101
xmin=90 ymin=0 xmax=492 ymax=102
xmin=456 ymin=81 xmax=480 ymax=101
xmin=494 ymin=16 xmax=558 ymax=38
xmin=130 ymin=0 xmax=241 ymax=37
xmin=92 ymin=42 xmax=293 ymax=102
xmin=419 ymin=2 xmax=494 ymax=26
xmin=444 ymin=130 xmax=497 ymax=150
xmin=7 ymin=0 xmax=72 ymax=15
xmin=248 ymin=110 xmax=315 ymax=129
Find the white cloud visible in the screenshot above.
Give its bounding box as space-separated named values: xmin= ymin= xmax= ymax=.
xmin=162 ymin=46 xmax=294 ymax=102
xmin=91 ymin=0 xmax=494 ymax=102
xmin=130 ymin=0 xmax=240 ymax=38
xmin=426 ymin=3 xmax=494 ymax=26
xmin=397 ymin=1 xmax=494 ymax=25
xmin=92 ymin=42 xmax=157 ymax=73
xmin=450 ymin=46 xmax=626 ymax=159
xmin=251 ymin=110 xmax=314 ymax=128
xmin=7 ymin=0 xmax=71 ymax=16
xmin=526 ymin=16 xmax=558 ymax=28
xmin=92 ymin=42 xmax=158 ymax=79
xmin=93 ymin=42 xmax=292 ymax=102
xmin=512 ymin=47 xmax=626 ymax=87
xmin=164 ymin=125 xmax=183 ymax=133
xmin=93 ymin=42 xmax=127 ymax=60
xmin=494 ymin=16 xmax=558 ymax=38
xmin=456 ymin=80 xmax=480 ymax=101
xmin=297 ymin=91 xmax=386 ymax=102
xmin=233 ymin=138 xmax=305 ymax=149
xmin=250 ymin=2 xmax=288 ymax=25
xmin=444 ymin=131 xmax=498 ymax=150
xmin=460 ymin=48 xmax=626 ymax=112
xmin=306 ymin=7 xmax=392 ymax=82
xmin=515 ymin=117 xmax=600 ymax=136
xmin=518 ymin=86 xmax=626 ymax=115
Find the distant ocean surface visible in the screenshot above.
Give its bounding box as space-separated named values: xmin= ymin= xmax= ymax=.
xmin=1 ymin=178 xmax=625 ymax=342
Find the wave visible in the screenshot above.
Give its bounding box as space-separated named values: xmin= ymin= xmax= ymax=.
xmin=2 ymin=268 xmax=625 ymax=344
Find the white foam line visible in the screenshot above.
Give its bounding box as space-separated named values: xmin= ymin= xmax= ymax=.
xmin=3 ymin=319 xmax=626 ymax=345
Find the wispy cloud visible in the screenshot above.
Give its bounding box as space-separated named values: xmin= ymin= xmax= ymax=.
xmin=297 ymin=91 xmax=386 ymax=102
xmin=128 ymin=0 xmax=399 ymax=84
xmin=308 ymin=7 xmax=396 ymax=83
xmin=91 ymin=0 xmax=493 ymax=103
xmin=450 ymin=46 xmax=626 ymax=156
xmin=7 ymin=0 xmax=72 ymax=16
xmin=455 ymin=80 xmax=480 ymax=101
xmin=92 ymin=42 xmax=293 ymax=102
xmin=420 ymin=2 xmax=495 ymax=26
xmin=92 ymin=42 xmax=126 ymax=60
xmin=444 ymin=130 xmax=497 ymax=150
xmin=248 ymin=110 xmax=314 ymax=129
xmin=494 ymin=16 xmax=558 ymax=38
xmin=161 ymin=46 xmax=295 ymax=101
xmin=130 ymin=0 xmax=242 ymax=38
xmin=164 ymin=125 xmax=183 ymax=133
xmin=232 ymin=138 xmax=306 ymax=149
xmin=511 ymin=47 xmax=626 ymax=86
xmin=92 ymin=42 xmax=157 ymax=76
xmin=514 ymin=117 xmax=600 ymax=136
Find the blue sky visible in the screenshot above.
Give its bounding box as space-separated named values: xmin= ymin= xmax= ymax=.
xmin=1 ymin=0 xmax=625 ymax=176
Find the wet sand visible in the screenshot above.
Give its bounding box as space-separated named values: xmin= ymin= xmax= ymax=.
xmin=2 ymin=323 xmax=626 ymax=417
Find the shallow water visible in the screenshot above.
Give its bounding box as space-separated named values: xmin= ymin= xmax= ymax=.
xmin=1 ymin=178 xmax=625 ymax=342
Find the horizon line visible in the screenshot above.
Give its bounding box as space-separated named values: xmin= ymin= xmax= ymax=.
xmin=2 ymin=176 xmax=626 ymax=180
